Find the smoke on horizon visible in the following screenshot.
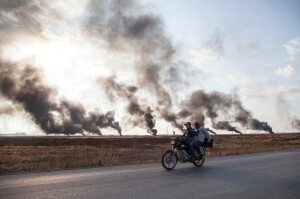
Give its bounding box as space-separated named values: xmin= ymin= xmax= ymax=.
xmin=276 ymin=95 xmax=300 ymax=132
xmin=89 ymin=0 xmax=274 ymax=135
xmin=0 ymin=60 xmax=122 ymax=135
xmin=293 ymin=118 xmax=300 ymax=131
xmin=99 ymin=76 xmax=157 ymax=135
xmin=0 ymin=0 xmax=276 ymax=135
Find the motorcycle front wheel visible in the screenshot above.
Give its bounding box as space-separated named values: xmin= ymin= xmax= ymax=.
xmin=161 ymin=150 xmax=177 ymax=170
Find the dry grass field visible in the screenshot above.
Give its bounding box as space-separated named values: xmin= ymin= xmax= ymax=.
xmin=0 ymin=133 xmax=300 ymax=175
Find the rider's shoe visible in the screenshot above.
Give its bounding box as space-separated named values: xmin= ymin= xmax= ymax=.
xmin=189 ymin=157 xmax=195 ymax=162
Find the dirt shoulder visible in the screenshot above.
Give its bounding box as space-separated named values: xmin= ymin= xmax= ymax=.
xmin=1 ymin=133 xmax=299 ymax=175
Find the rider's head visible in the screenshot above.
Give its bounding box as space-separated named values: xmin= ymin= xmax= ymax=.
xmin=184 ymin=122 xmax=191 ymax=129
xmin=194 ymin=122 xmax=200 ymax=129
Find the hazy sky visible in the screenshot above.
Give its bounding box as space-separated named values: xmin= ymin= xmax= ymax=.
xmin=143 ymin=0 xmax=300 ymax=131
xmin=0 ymin=0 xmax=299 ymax=135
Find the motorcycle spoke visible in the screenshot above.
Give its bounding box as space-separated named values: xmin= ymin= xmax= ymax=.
xmin=165 ymin=154 xmax=175 ymax=168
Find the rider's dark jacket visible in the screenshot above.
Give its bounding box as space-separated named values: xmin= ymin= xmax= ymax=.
xmin=185 ymin=127 xmax=197 ymax=142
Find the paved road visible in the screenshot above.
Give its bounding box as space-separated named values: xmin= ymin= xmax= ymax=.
xmin=1 ymin=150 xmax=300 ymax=199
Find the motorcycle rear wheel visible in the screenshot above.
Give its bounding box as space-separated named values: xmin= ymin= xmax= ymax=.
xmin=161 ymin=150 xmax=177 ymax=170
xmin=193 ymin=157 xmax=205 ymax=167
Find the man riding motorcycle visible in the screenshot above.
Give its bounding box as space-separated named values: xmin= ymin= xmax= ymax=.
xmin=161 ymin=122 xmax=214 ymax=170
xmin=183 ymin=122 xmax=198 ymax=162
xmin=194 ymin=122 xmax=211 ymax=159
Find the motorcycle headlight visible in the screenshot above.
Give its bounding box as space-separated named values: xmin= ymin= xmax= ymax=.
xmin=171 ymin=140 xmax=177 ymax=145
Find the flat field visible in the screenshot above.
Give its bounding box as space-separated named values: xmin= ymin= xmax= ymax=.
xmin=0 ymin=133 xmax=299 ymax=175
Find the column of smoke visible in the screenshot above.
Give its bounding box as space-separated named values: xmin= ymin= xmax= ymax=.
xmin=213 ymin=121 xmax=242 ymax=135
xmin=205 ymin=128 xmax=217 ymax=135
xmin=87 ymin=0 xmax=183 ymax=134
xmin=0 ymin=1 xmax=123 ymax=136
xmin=293 ymin=119 xmax=300 ymax=131
xmin=99 ymin=76 xmax=157 ymax=135
xmin=178 ymin=90 xmax=274 ymax=134
xmin=0 ymin=60 xmax=122 ymax=136
xmin=276 ymin=96 xmax=300 ymax=132
xmin=88 ymin=0 xmax=274 ymax=135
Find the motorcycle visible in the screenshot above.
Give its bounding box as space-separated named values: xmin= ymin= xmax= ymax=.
xmin=161 ymin=136 xmax=213 ymax=170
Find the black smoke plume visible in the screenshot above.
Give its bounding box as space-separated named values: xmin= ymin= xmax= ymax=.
xmin=178 ymin=90 xmax=273 ymax=134
xmin=0 ymin=60 xmax=122 ymax=135
xmin=88 ymin=0 xmax=274 ymax=135
xmin=205 ymin=128 xmax=217 ymax=135
xmin=0 ymin=0 xmax=53 ymax=44
xmin=88 ymin=0 xmax=184 ymax=131
xmin=161 ymin=111 xmax=184 ymax=132
xmin=293 ymin=119 xmax=300 ymax=131
xmin=234 ymin=107 xmax=274 ymax=134
xmin=213 ymin=121 xmax=242 ymax=134
xmin=99 ymin=76 xmax=157 ymax=135
xmin=127 ymin=100 xmax=157 ymax=135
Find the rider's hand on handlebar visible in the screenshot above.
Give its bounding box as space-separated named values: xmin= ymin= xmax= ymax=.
xmin=183 ymin=130 xmax=188 ymax=136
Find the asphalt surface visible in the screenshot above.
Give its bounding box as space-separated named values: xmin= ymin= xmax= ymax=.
xmin=1 ymin=150 xmax=300 ymax=199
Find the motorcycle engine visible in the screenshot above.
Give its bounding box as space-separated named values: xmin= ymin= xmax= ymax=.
xmin=180 ymin=150 xmax=190 ymax=162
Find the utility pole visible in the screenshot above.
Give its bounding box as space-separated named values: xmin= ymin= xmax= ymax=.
xmin=292 ymin=122 xmax=294 ymax=134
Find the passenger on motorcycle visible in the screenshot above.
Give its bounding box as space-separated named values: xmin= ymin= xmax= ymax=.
xmin=184 ymin=122 xmax=198 ymax=162
xmin=194 ymin=122 xmax=211 ymax=159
